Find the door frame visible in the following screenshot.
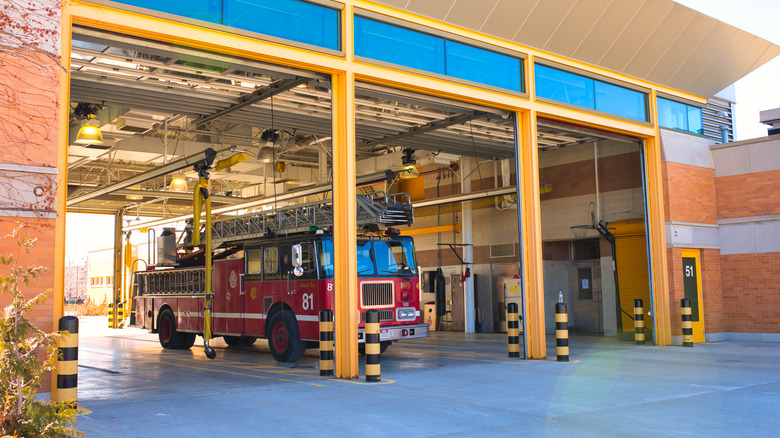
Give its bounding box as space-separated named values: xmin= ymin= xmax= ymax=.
xmin=680 ymin=249 xmax=705 ymax=343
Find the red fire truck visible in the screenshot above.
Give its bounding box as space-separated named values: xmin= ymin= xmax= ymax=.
xmin=132 ymin=192 xmax=429 ymax=362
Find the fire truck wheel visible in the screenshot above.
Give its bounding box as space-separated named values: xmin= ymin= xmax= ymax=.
xmin=180 ymin=332 xmax=197 ymax=349
xmin=267 ymin=310 xmax=306 ymax=362
xmin=158 ymin=308 xmax=183 ymax=349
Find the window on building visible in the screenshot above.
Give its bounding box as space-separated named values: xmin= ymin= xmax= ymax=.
xmin=101 ymin=0 xmax=340 ymax=50
xmin=657 ymin=97 xmax=703 ymax=135
xmin=89 ymin=277 xmax=103 ymax=286
xmin=104 ymin=275 xmax=113 ymax=286
xmin=354 ymin=16 xmax=524 ymax=93
xmin=535 ymin=63 xmax=648 ymax=122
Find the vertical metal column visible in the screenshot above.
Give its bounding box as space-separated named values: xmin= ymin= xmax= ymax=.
xmin=460 ymin=156 xmax=475 ymax=334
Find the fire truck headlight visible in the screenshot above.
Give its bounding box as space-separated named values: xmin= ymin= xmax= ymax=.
xmin=396 ymin=307 xmax=416 ymax=321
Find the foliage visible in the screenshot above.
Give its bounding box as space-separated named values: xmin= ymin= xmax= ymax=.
xmin=0 ymin=226 xmax=83 ymax=437
xmin=65 ymin=297 xmax=108 ymax=317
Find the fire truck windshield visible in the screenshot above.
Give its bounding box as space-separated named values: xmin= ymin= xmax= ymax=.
xmin=319 ymin=237 xmax=417 ymax=277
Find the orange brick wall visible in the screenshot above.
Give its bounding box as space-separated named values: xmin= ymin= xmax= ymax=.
xmin=720 ymin=253 xmax=780 ymax=333
xmin=715 ymin=169 xmax=780 ymax=219
xmin=662 ymin=162 xmax=717 ymax=224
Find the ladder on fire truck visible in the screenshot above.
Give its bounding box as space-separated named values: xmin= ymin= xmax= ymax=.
xmin=188 ymin=191 xmax=414 ymax=248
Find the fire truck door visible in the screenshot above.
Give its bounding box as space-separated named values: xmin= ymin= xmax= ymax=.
xmin=213 ymin=259 xmax=245 ymax=336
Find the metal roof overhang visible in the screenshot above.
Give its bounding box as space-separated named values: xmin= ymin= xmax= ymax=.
xmin=373 ymin=0 xmax=780 ymax=98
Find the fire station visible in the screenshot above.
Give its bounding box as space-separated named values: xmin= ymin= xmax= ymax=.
xmin=2 ymin=0 xmax=780 ymax=388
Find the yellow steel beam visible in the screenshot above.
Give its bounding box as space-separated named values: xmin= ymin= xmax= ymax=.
xmin=112 ymin=211 xmax=123 ymax=328
xmin=401 ymin=224 xmax=461 ymax=236
xmin=517 ymin=108 xmax=546 ymax=359
xmin=644 ymin=91 xmax=671 ymax=345
xmin=332 ymin=4 xmax=359 ymax=379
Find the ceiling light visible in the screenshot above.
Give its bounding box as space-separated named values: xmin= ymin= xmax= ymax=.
xmin=168 ymin=175 xmax=188 ymax=192
xmin=73 ymin=102 xmax=106 ymax=148
xmin=258 ymin=146 xmax=274 ymax=163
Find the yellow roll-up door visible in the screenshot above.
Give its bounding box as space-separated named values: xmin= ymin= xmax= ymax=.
xmin=611 ymin=219 xmax=650 ymax=333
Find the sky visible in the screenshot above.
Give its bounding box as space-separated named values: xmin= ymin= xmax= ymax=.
xmin=64 ymin=0 xmax=780 ymax=261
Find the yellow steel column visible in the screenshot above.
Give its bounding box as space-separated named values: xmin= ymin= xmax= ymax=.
xmin=112 ymin=211 xmax=123 ymax=328
xmin=518 ymin=109 xmax=546 ymax=359
xmin=332 ymin=68 xmax=358 ymax=378
xmin=643 ymin=93 xmax=671 ymax=345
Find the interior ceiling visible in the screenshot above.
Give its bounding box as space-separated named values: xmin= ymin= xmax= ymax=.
xmin=373 ymin=0 xmax=780 ymax=98
xmin=67 ymin=26 xmax=625 ymax=218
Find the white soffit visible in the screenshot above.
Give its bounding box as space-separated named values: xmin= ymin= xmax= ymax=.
xmin=373 ymin=0 xmax=780 ymax=98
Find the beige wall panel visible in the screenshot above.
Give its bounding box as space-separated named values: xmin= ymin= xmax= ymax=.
xmin=571 ymin=0 xmax=643 ymax=64
xmin=671 ymin=23 xmax=737 ymax=92
xmin=404 ymin=0 xmax=457 ymax=21
xmin=623 ymin=4 xmax=696 ymax=79
xmin=374 ymin=0 xmax=410 ymax=9
xmin=646 ymin=13 xmax=717 ymax=85
xmin=598 ymin=0 xmax=675 ymax=71
xmin=542 ymin=0 xmax=612 ymax=59
xmin=686 ymin=33 xmax=768 ymax=96
xmin=480 ymin=0 xmax=538 ymax=41
xmin=513 ymin=0 xmax=576 ymax=50
xmin=444 ymin=0 xmax=500 ymax=31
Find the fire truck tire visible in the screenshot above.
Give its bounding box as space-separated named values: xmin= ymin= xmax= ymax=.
xmin=224 ymin=336 xmax=256 ymax=347
xmin=267 ymin=310 xmax=306 ymax=362
xmin=358 ymin=341 xmax=391 ymax=355
xmin=180 ymin=332 xmax=197 ymax=349
xmin=158 ymin=308 xmax=183 ymax=349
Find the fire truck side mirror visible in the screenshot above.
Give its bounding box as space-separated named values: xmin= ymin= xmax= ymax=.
xmin=291 ymin=244 xmax=302 ymax=268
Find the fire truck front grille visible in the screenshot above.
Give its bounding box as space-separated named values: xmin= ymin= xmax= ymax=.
xmin=361 ymin=309 xmax=394 ymax=323
xmin=361 ymin=282 xmax=393 ymax=307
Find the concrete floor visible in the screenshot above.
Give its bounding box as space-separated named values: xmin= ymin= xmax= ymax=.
xmin=71 ymin=316 xmax=780 ymax=437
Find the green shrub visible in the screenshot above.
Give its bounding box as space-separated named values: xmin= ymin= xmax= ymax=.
xmin=0 ymin=225 xmax=83 ymax=437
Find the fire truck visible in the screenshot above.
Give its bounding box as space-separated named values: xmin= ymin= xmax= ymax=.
xmin=132 ymin=191 xmax=429 ymax=362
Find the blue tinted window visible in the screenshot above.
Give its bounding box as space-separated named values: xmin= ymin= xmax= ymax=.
xmin=445 ymin=41 xmax=521 ymax=92
xmin=354 ymin=17 xmax=445 ymax=74
xmin=535 ymin=64 xmax=594 ymax=109
xmin=354 ymin=16 xmax=524 ymax=93
xmin=224 ymin=0 xmax=339 ymax=50
xmin=657 ymin=97 xmax=702 ymax=134
xmin=106 ymin=0 xmax=339 ymax=51
xmin=595 ymin=81 xmax=647 ymax=121
xmin=535 ymin=63 xmax=647 ymax=122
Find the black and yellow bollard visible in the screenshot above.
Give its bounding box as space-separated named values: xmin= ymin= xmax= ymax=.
xmin=107 ymin=302 xmax=114 ymax=328
xmin=507 ymin=302 xmax=520 ymax=358
xmin=681 ymin=298 xmax=693 ymax=347
xmin=117 ymin=302 xmax=124 ymax=325
xmin=555 ymin=302 xmax=569 ymax=362
xmin=319 ymin=309 xmax=334 ymax=377
xmin=56 ymin=316 xmax=78 ymax=404
xmin=634 ymin=299 xmax=645 ymax=345
xmin=365 ymin=310 xmax=380 ymax=382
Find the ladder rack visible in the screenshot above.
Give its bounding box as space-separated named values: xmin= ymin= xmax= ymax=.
xmin=187 ymin=191 xmax=413 ymax=247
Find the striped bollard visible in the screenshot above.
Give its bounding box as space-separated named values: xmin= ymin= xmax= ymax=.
xmin=681 ymin=298 xmax=693 ymax=347
xmin=634 ymin=299 xmax=645 ymax=345
xmin=117 ymin=302 xmax=124 ymax=324
xmin=507 ymin=302 xmax=520 ymax=358
xmin=319 ymin=309 xmax=334 ymax=377
xmin=56 ymin=316 xmax=78 ymax=404
xmin=108 ymin=302 xmax=114 ymax=328
xmin=555 ymin=302 xmax=569 ymax=362
xmin=365 ymin=310 xmax=380 ymax=382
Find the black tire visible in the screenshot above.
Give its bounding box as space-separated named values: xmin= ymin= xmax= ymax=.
xmin=224 ymin=335 xmax=256 ymax=347
xmin=158 ymin=308 xmax=183 ymax=349
xmin=358 ymin=340 xmax=391 ymax=355
xmin=180 ymin=332 xmax=197 ymax=349
xmin=266 ymin=310 xmax=306 ymax=362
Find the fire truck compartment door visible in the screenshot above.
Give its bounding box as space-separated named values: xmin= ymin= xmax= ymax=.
xmin=213 ymin=259 xmax=245 ymax=335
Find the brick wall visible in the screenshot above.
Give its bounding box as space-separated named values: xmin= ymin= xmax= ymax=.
xmin=662 ymin=162 xmax=717 ymax=224
xmin=721 ymin=252 xmax=780 ymax=333
xmin=715 ymin=169 xmax=780 ymax=219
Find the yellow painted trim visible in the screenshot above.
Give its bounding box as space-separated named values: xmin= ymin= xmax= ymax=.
xmin=517 ymin=109 xmax=546 ymax=359
xmin=52 ymin=0 xmax=73 ymax=400
xmin=112 ymin=211 xmax=123 ymax=327
xmin=644 ymin=94 xmax=671 ymax=345
xmin=681 ymin=248 xmax=705 ymax=343
xmin=332 ymin=4 xmax=358 ymax=380
xmin=402 ymin=224 xmax=461 ymax=236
